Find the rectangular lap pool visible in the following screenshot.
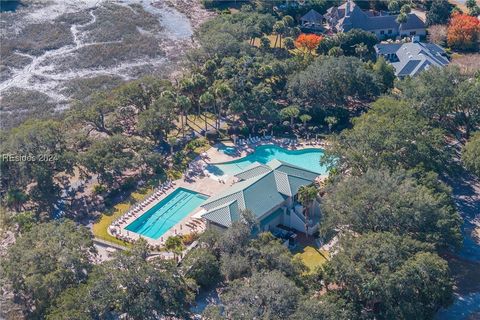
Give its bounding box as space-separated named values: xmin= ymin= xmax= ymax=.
xmin=125 ymin=188 xmax=208 ymax=240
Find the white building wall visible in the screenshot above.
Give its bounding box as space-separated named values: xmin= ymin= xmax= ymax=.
xmin=400 ymin=28 xmax=426 ymax=37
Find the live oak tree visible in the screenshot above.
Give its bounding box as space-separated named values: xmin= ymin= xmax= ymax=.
xmin=47 ymin=240 xmax=194 ymax=320
xmin=245 ymin=232 xmax=305 ymax=279
xmin=323 ymin=97 xmax=446 ymax=174
xmin=426 ymin=0 xmax=452 ymax=26
xmin=290 ymin=294 xmax=357 ymax=320
xmin=81 ymin=134 xmax=137 ymax=186
xmin=398 ymin=67 xmax=480 ymax=137
xmin=462 ymin=131 xmax=480 ymax=176
xmin=321 ymin=168 xmax=462 ymax=250
xmin=216 ymin=271 xmax=301 ymax=320
xmin=181 ymin=248 xmax=221 ymax=288
xmin=1 ymin=220 xmax=95 ymax=319
xmin=371 ymin=56 xmax=396 ymax=92
xmin=324 ymin=232 xmax=453 ymax=320
xmin=71 ymin=93 xmax=117 ymax=136
xmin=0 ymin=119 xmax=74 ymax=213
xmin=137 ymin=96 xmax=177 ymax=144
xmin=113 ymin=76 xmax=172 ymax=112
xmin=288 ymin=56 xmax=383 ymax=108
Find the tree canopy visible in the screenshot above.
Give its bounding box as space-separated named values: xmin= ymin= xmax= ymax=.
xmin=288 ymin=56 xmax=384 ymax=108
xmin=323 ymin=97 xmax=447 ymax=174
xmin=462 ymin=131 xmax=480 ymax=176
xmin=321 ymin=168 xmax=462 ymax=250
xmin=324 ymin=232 xmax=453 ymax=320
xmin=47 ymin=239 xmax=193 ymax=320
xmin=220 ymin=271 xmax=301 ymax=320
xmin=1 ymin=220 xmax=95 ymax=318
xmin=426 ymin=0 xmax=452 ymax=26
xmin=398 ymin=67 xmax=480 ymax=138
xmin=447 ymin=12 xmax=480 ymax=52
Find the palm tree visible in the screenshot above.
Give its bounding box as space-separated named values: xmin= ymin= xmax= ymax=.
xmin=325 ymin=116 xmax=338 ymax=133
xmin=213 ymin=83 xmax=232 ymax=130
xmin=280 ymin=106 xmax=300 ymax=129
xmin=168 ymin=137 xmax=178 ymax=154
xmin=273 ymin=21 xmax=286 ymax=48
xmin=297 ymin=185 xmax=318 ymax=235
xmin=199 ymin=91 xmax=214 ymax=134
xmin=176 ymin=95 xmax=191 ymax=138
xmin=354 ymin=43 xmax=368 ymax=61
xmin=396 ymin=12 xmax=407 ymax=24
xmin=299 ymin=114 xmax=312 ymax=129
xmin=164 ymin=235 xmax=183 ymax=261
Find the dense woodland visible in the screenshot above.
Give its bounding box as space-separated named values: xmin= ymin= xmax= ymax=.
xmin=1 ymin=0 xmax=479 ymax=319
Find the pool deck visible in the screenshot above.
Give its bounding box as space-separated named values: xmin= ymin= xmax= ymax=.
xmin=111 ymin=139 xmax=327 ymax=247
xmin=113 ymin=174 xmax=235 ymax=246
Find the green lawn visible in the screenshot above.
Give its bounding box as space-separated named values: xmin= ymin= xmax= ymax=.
xmin=294 ymin=246 xmax=329 ymax=274
xmin=92 ymin=188 xmax=153 ymax=247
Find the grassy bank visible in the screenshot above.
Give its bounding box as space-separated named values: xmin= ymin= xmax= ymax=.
xmin=92 ymin=188 xmax=153 ymax=247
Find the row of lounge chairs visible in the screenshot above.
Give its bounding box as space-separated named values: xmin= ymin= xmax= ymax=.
xmin=305 ymin=139 xmax=326 ymax=146
xmin=185 ymin=218 xmax=204 ymax=231
xmin=235 ymin=136 xmax=325 ymax=149
xmin=112 ymin=180 xmax=176 ymax=227
xmin=277 ymin=138 xmax=300 ymax=147
xmin=236 ymin=135 xmax=273 ymax=146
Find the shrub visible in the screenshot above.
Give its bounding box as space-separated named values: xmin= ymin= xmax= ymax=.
xmin=93 ymin=184 xmax=108 ymax=194
xmin=182 ymin=232 xmax=200 ymax=246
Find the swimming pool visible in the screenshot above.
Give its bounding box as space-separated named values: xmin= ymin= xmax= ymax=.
xmin=216 ymin=144 xmax=238 ymax=156
xmin=125 ymin=188 xmax=208 ymax=240
xmin=207 ymin=145 xmax=327 ymax=176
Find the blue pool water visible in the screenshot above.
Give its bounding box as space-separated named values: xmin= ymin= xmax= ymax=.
xmin=125 ymin=188 xmax=208 ymax=240
xmin=208 ymin=145 xmax=327 ymax=176
xmin=216 ymin=145 xmax=238 ymax=156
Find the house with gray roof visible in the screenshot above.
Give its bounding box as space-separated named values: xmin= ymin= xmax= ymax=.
xmin=300 ymin=9 xmax=324 ymax=31
xmin=324 ymin=0 xmax=426 ymax=39
xmin=200 ymin=159 xmax=321 ymax=235
xmin=375 ymin=39 xmax=449 ymax=77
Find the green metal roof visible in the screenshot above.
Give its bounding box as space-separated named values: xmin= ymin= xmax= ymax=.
xmin=202 ymin=200 xmax=240 ymax=227
xmin=234 ymin=162 xmax=271 ymax=181
xmin=201 ymin=159 xmax=319 ymax=228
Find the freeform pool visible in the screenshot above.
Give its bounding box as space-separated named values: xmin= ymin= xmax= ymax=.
xmin=208 ymin=145 xmax=327 ymax=176
xmin=125 ymin=188 xmax=208 ymax=240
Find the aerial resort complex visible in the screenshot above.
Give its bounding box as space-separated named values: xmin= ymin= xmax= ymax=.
xmin=109 ymin=139 xmax=327 ymax=249
xmin=2 ymin=0 xmax=479 ymax=318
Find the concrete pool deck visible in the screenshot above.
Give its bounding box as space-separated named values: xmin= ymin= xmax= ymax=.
xmin=111 ymin=138 xmax=327 ymax=247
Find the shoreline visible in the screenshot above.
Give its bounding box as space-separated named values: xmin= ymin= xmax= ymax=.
xmin=162 ymin=0 xmax=216 ymax=30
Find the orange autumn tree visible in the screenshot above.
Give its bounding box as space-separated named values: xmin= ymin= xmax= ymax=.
xmin=295 ymin=33 xmax=323 ymax=55
xmin=447 ymin=12 xmax=480 ymax=51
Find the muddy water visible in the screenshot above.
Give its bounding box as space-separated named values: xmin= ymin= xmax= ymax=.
xmin=0 ymin=0 xmax=195 ymax=107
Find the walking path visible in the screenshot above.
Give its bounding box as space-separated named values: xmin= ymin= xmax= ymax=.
xmin=436 ymin=170 xmax=480 ymax=319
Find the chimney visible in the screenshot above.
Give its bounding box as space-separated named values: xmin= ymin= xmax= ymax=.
xmin=346 ymin=1 xmax=351 ymax=16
